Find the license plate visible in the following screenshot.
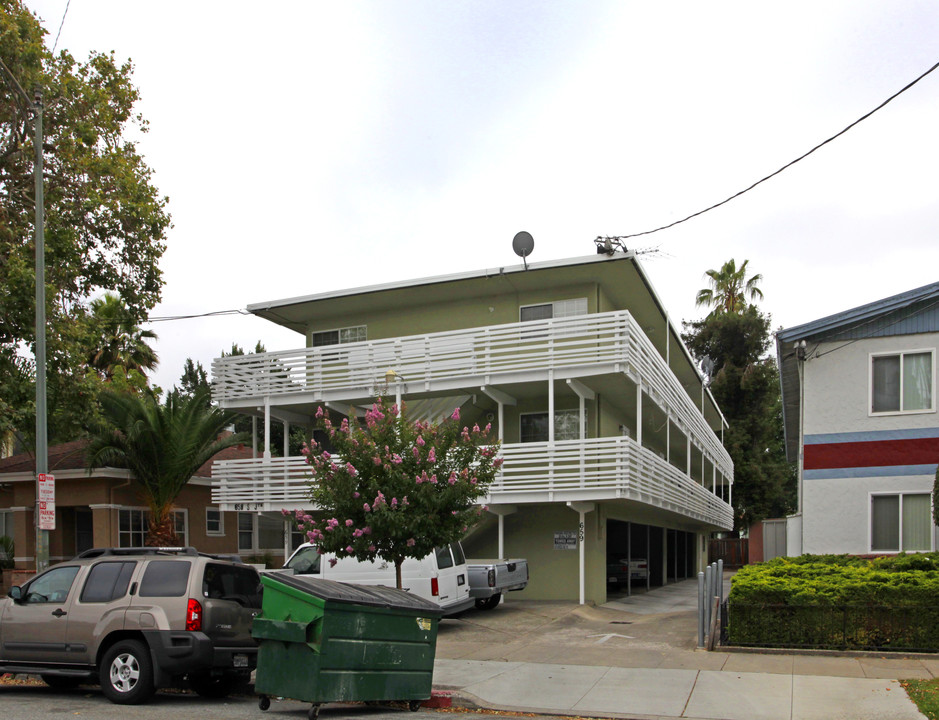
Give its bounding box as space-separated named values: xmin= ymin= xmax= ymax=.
xmin=233 ymin=654 xmax=248 ymax=668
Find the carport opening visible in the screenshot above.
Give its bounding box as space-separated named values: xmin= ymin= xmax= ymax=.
xmin=607 ymin=520 xmax=657 ymax=595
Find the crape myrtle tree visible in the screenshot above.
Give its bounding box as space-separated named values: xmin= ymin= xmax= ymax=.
xmin=287 ymin=397 xmax=503 ymax=589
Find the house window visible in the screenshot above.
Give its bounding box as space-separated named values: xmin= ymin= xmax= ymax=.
xmin=238 ymin=513 xmax=285 ymax=553
xmin=871 ymin=350 xmax=934 ymax=414
xmin=311 ymin=325 xmax=367 ymax=347
xmin=206 ymin=507 xmax=224 ymax=536
xmin=119 ymin=509 xmax=188 ymax=547
xmin=0 ymin=509 xmax=12 ymax=539
xmin=520 ymin=298 xmax=587 ymax=323
xmin=871 ymin=493 xmax=932 ymax=552
xmin=520 ymin=410 xmax=581 ymax=443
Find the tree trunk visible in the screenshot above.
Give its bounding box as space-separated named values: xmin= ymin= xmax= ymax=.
xmin=395 ymin=559 xmax=403 ymax=589
xmin=146 ymin=510 xmax=179 ymax=547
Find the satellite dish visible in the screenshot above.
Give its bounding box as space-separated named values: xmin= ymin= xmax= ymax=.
xmin=512 ymin=231 xmax=534 ymax=269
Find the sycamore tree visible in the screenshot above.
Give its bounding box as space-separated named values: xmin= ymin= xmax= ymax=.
xmin=1 ymin=0 xmax=170 ymax=443
xmin=288 ymin=397 xmax=502 ymax=589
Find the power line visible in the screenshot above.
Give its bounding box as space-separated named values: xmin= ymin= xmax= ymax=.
xmin=146 ymin=309 xmax=249 ymax=323
xmin=596 ymin=57 xmax=939 ymax=251
xmin=51 ymin=0 xmax=73 ymax=54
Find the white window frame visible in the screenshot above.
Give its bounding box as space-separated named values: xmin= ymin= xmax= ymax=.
xmin=520 ymin=409 xmax=581 ymax=443
xmin=869 ymin=491 xmax=934 ymax=553
xmin=205 ymin=507 xmax=224 ymax=536
xmin=519 ymin=298 xmax=588 ymax=323
xmin=869 ymin=349 xmax=935 ymax=416
xmin=0 ymin=509 xmax=12 ymax=539
xmin=237 ymin=512 xmax=286 ymax=553
xmin=119 ymin=507 xmax=188 ymax=547
xmin=309 ymin=325 xmax=367 ymax=347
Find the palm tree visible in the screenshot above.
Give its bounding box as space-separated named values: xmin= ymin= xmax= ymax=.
xmin=87 ymin=293 xmax=159 ymax=380
xmin=87 ymin=388 xmax=240 ymax=546
xmin=695 ymin=259 xmax=764 ymax=317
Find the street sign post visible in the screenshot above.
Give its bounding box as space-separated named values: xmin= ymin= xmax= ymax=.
xmin=38 ymin=473 xmax=55 ymax=531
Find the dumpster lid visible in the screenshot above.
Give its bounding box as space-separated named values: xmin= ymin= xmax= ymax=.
xmin=261 ymin=572 xmax=443 ymax=615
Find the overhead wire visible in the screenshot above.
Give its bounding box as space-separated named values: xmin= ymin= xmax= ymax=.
xmin=597 ymin=57 xmax=939 ymax=247
xmin=51 ymin=0 xmax=73 ymax=54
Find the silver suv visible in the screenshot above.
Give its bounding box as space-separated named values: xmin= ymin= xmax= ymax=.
xmin=0 ymin=547 xmax=261 ymax=704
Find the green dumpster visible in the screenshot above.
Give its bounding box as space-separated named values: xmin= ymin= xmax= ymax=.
xmin=252 ymin=572 xmax=442 ymax=719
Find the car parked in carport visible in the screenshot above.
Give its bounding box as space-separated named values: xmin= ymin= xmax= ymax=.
xmin=0 ymin=547 xmax=261 ymax=705
xmin=606 ymin=555 xmax=649 ymax=586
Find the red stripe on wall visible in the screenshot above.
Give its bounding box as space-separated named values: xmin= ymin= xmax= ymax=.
xmin=805 ymin=437 xmax=939 ymax=470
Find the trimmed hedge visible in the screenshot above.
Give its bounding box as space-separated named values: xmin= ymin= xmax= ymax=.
xmin=727 ymin=554 xmax=939 ymax=650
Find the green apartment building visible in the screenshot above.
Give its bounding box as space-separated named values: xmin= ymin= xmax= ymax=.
xmin=210 ymin=251 xmax=733 ymax=604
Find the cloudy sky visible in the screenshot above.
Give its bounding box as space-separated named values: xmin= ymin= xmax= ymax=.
xmin=26 ymin=1 xmax=939 ymax=394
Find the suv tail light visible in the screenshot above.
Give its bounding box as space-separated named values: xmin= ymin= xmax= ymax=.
xmin=186 ymin=598 xmax=203 ymax=631
xmin=487 ymin=569 xmax=496 ymax=587
xmin=431 ymin=577 xmax=439 ymax=597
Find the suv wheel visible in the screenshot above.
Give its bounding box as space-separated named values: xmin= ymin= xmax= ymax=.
xmin=99 ymin=639 xmax=155 ymax=704
xmin=189 ymin=671 xmax=246 ymax=699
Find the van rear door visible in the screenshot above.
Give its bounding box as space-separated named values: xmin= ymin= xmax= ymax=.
xmin=433 ymin=544 xmax=469 ymax=610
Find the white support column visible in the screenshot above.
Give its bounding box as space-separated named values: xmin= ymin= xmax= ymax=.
xmin=687 ymin=435 xmax=692 ymax=479
xmin=547 ymin=370 xmax=555 ymax=443
xmin=488 ymin=506 xmax=517 ymax=559
xmin=567 ymin=501 xmax=595 ymax=606
xmin=263 ymin=397 xmax=271 ymax=459
xmin=283 ymin=421 xmax=290 ymax=457
xmin=480 ymin=386 xmax=516 ymax=443
xmin=636 ymin=382 xmax=643 ymax=449
xmin=666 ymin=416 xmax=670 ymax=467
xmin=252 ymin=416 xmax=258 ymax=459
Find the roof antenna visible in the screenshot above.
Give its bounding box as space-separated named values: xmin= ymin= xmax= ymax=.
xmin=512 ymin=231 xmax=534 ymax=270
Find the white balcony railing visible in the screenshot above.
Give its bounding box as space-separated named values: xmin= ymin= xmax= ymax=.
xmin=211 ymin=436 xmax=733 ymax=529
xmin=211 ymin=310 xmax=731 ymax=474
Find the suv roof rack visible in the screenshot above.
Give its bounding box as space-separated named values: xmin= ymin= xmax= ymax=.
xmin=74 ymin=547 xmax=245 ymax=563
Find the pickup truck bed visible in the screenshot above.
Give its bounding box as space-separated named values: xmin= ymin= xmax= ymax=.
xmin=466 ymin=558 xmax=529 ymax=610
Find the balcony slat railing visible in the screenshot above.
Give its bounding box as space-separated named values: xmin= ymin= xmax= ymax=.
xmin=211 ymin=310 xmax=731 ymax=474
xmin=211 ymin=436 xmax=733 ymax=528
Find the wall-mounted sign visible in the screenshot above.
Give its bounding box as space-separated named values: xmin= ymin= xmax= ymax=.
xmin=554 ymin=530 xmax=577 ymax=550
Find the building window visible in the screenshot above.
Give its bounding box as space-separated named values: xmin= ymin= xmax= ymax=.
xmin=871 ymin=350 xmax=934 ymax=414
xmin=119 ymin=509 xmax=148 ymax=547
xmin=206 ymin=507 xmax=224 ymax=536
xmin=520 ymin=410 xmax=581 ymax=443
xmin=871 ymin=493 xmax=932 ymax=552
xmin=311 ymin=325 xmax=367 ymax=347
xmin=0 ymin=509 xmax=13 ymax=539
xmin=119 ymin=509 xmax=188 ymax=547
xmin=238 ymin=513 xmax=285 ymax=553
xmin=520 ymin=298 xmax=587 ymax=323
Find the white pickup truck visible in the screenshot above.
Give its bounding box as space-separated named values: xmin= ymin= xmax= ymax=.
xmin=466 ymin=558 xmax=529 ymax=610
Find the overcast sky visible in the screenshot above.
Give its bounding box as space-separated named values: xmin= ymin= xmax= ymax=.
xmin=26 ymin=1 xmax=939 ymax=394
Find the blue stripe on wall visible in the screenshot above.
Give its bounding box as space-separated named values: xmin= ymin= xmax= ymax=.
xmin=805 ymin=464 xmax=939 ymax=480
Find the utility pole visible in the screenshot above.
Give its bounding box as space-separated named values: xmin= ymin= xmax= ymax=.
xmin=0 ymin=58 xmax=48 ymax=571
xmin=34 ymin=86 xmax=49 ymax=572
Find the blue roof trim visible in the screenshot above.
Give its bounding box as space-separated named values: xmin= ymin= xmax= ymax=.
xmin=805 ymin=464 xmax=938 ymax=480
xmin=805 ymin=428 xmax=939 ymax=445
xmin=777 ymin=280 xmax=939 ymax=343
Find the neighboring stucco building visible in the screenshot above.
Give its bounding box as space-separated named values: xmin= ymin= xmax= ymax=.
xmin=210 ymin=252 xmax=734 ymax=603
xmin=0 ymin=440 xmax=251 ymax=569
xmin=777 ymin=281 xmax=939 ymax=556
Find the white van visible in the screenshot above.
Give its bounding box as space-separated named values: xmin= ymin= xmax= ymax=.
xmin=281 ymin=542 xmax=474 ymax=616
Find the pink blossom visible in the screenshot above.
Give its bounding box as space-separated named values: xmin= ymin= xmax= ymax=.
xmin=345 ymin=519 xmax=353 ymax=527
xmin=391 ymin=497 xmax=398 ymax=508
xmin=363 ymin=526 xmax=372 ymax=535
xmin=392 ymin=454 xmax=403 ymax=465
xmin=363 ymin=503 xmax=371 ymax=512
xmin=281 ymin=508 xmax=289 ymax=516
xmin=354 ymin=492 xmax=360 ymax=498
xmin=427 ymin=448 xmax=436 ymax=463
xmin=485 ymin=423 xmax=492 ymax=433
xmin=345 ymin=546 xmax=354 ymax=553
xmin=471 ymin=477 xmax=477 ymax=484
xmin=346 ymin=462 xmax=357 ymax=476
xmin=329 ymin=558 xmax=338 ymax=567
xmin=416 ymin=435 xmax=425 ymax=447
xmin=407 ymin=538 xmax=416 ymax=547
xmin=451 ymin=408 xmax=460 ymax=420
xmin=315 ymin=406 xmax=324 ymax=419
xmin=429 ymin=474 xmax=438 ymax=484
xmin=353 ymin=529 xmax=363 ymax=538
xmin=373 ymin=456 xmax=382 ymax=466
xmin=412 ymin=446 xmax=420 ymax=459
xmin=473 ymin=424 xmax=480 ymax=433
xmin=448 ymin=472 xmax=457 ymax=485
xmin=368 ymin=545 xmax=376 ymax=552
xmin=493 ymin=458 xmax=505 ymax=468
xmin=300 ymin=445 xmax=310 ymax=456
xmin=461 ymin=427 xmax=470 ymax=440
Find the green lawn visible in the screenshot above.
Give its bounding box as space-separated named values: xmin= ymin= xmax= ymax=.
xmin=903 ymin=678 xmax=939 ymax=719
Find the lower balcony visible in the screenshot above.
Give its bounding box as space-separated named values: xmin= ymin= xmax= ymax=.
xmin=211 ymin=435 xmax=733 ymax=529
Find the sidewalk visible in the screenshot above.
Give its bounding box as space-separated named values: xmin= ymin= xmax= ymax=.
xmin=431 ymin=579 xmax=932 ymax=719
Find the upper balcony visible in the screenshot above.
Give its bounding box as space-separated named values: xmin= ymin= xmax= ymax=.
xmin=211 ymin=435 xmax=733 ymax=528
xmin=212 ymin=310 xmax=731 ymax=473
